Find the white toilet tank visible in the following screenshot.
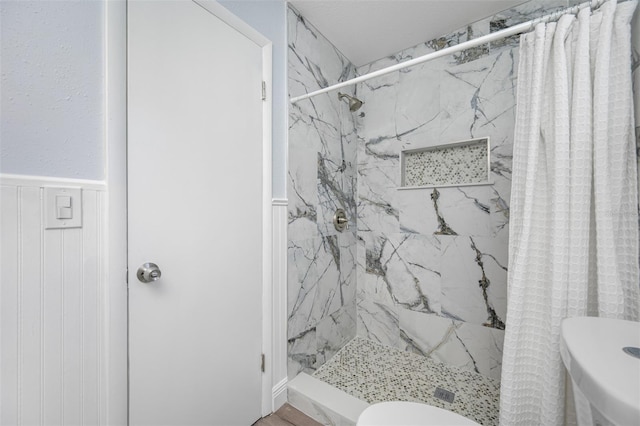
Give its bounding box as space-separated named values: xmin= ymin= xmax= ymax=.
xmin=356 ymin=401 xmax=480 ymax=426
xmin=560 ymin=317 xmax=640 ymax=426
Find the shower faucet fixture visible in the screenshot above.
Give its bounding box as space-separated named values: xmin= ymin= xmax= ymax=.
xmin=333 ymin=209 xmax=349 ymax=232
xmin=338 ymin=92 xmax=363 ymax=112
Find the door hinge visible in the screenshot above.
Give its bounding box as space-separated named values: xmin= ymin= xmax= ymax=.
xmin=261 ymin=81 xmax=267 ymax=101
xmin=126 ymin=268 xmax=129 ymax=285
xmin=261 ymin=353 xmax=265 ymax=373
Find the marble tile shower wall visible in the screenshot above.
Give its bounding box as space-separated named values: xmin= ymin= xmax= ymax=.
xmin=287 ymin=0 xmax=591 ymax=382
xmin=287 ymin=6 xmax=359 ymax=379
xmin=354 ymin=0 xmax=582 ymax=381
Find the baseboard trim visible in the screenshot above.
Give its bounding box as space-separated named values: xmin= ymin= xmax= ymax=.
xmin=272 ymin=377 xmax=288 ymax=411
xmin=271 ymin=200 xmax=288 ymax=413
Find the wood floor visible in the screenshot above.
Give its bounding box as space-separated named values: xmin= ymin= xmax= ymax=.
xmin=253 ymin=404 xmax=323 ymax=426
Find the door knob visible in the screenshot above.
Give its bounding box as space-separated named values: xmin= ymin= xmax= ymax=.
xmin=137 ymin=262 xmax=162 ymax=283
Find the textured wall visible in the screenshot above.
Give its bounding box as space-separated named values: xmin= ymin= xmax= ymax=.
xmin=0 ymin=1 xmax=105 ymax=180
xmin=287 ymin=6 xmax=358 ymax=378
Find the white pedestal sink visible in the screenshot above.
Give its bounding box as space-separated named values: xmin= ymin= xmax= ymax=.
xmin=560 ymin=317 xmax=640 ymax=426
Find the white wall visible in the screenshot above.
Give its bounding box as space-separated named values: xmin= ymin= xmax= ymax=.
xmin=0 ymin=1 xmax=105 ymax=180
xmin=1 ymin=176 xmax=109 ymax=425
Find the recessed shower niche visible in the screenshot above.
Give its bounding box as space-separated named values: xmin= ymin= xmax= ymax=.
xmin=400 ymin=137 xmax=490 ymax=188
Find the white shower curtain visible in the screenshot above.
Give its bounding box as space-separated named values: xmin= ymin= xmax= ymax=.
xmin=499 ymin=1 xmax=639 ymax=425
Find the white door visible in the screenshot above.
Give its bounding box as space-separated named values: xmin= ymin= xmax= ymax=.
xmin=127 ymin=1 xmax=265 ymax=425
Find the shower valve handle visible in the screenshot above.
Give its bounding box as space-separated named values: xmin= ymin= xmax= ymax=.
xmin=333 ymin=209 xmax=349 ymax=232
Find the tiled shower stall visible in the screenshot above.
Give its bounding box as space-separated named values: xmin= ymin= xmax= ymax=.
xmin=287 ymin=0 xmax=640 ymax=418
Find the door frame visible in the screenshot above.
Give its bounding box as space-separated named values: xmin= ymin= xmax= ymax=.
xmin=105 ymin=1 xmax=274 ymax=422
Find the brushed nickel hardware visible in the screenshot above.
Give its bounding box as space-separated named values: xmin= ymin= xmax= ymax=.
xmin=333 ymin=209 xmax=348 ymax=232
xmin=338 ymin=92 xmax=363 ymax=111
xmin=137 ymin=262 xmax=162 ymax=283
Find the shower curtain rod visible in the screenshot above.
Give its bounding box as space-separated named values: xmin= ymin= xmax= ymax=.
xmin=289 ymin=0 xmax=604 ymax=104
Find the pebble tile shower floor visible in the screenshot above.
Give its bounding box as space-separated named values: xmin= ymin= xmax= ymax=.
xmin=312 ymin=337 xmax=500 ymax=426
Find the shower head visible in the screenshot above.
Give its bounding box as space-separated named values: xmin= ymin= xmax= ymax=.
xmin=338 ymin=92 xmax=363 ymax=112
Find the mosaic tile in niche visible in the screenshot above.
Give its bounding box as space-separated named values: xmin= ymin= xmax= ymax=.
xmin=402 ymin=138 xmax=489 ymax=187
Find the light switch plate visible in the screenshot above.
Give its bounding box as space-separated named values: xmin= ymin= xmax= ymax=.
xmin=44 ymin=187 xmax=82 ymax=229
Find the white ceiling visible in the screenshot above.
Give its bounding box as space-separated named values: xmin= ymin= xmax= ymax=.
xmin=289 ymin=0 xmax=527 ymax=67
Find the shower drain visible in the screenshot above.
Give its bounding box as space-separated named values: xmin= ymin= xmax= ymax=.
xmin=434 ymin=387 xmax=456 ymax=403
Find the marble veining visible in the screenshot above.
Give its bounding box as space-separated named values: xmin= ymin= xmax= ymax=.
xmin=289 ymin=0 xmax=573 ymax=385
xmin=439 ymin=235 xmax=508 ymax=329
xmin=356 ymin=298 xmax=400 ymax=348
xmin=364 ymin=233 xmax=441 ymax=314
xmin=470 ymin=237 xmax=506 ymax=329
xmin=399 ymin=310 xmax=505 ymax=380
xmin=287 ymin=5 xmax=358 ymax=378
xmin=431 ymin=189 xmax=458 ymax=236
xmin=355 ymin=42 xmax=516 ymax=381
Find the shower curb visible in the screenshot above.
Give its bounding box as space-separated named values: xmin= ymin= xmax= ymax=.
xmin=287 ymin=373 xmax=369 ymax=425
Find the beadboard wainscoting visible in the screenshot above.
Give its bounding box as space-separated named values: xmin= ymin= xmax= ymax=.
xmin=272 ymin=198 xmax=289 ymax=410
xmin=1 ymin=175 xmax=108 ymax=425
